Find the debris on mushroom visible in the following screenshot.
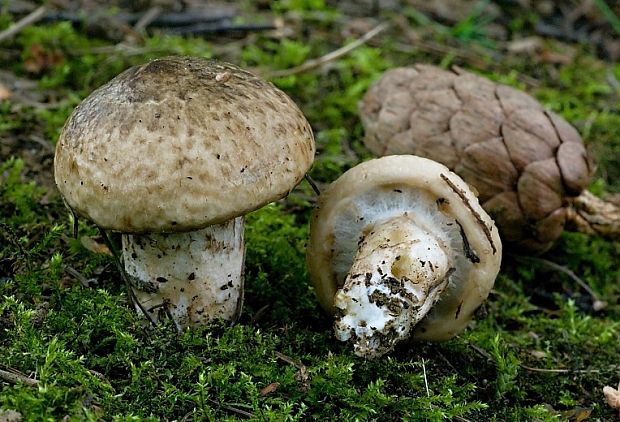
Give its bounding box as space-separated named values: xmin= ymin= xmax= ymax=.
xmin=359 ymin=64 xmax=620 ymax=254
xmin=306 ymin=155 xmax=502 ymax=358
xmin=54 ymin=56 xmax=315 ymax=329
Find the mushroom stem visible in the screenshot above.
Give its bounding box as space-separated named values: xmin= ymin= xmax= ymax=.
xmin=121 ymin=217 xmax=245 ymax=329
xmin=333 ymin=215 xmax=452 ymax=358
xmin=567 ymin=190 xmax=620 ymax=238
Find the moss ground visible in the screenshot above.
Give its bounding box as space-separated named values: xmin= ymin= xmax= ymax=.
xmin=1 ymin=1 xmax=619 ymax=420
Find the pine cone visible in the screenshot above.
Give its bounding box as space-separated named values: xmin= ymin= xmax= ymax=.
xmin=359 ymin=64 xmax=619 ymax=253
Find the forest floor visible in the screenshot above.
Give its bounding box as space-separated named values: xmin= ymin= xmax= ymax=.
xmin=1 ymin=0 xmax=620 ymax=420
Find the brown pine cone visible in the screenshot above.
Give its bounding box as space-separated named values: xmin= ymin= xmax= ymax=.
xmin=359 ymin=64 xmax=619 ymax=254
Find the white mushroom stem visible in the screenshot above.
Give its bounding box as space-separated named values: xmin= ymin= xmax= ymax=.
xmin=334 ymin=215 xmax=452 ymax=358
xmin=121 ymin=217 xmax=244 ymax=329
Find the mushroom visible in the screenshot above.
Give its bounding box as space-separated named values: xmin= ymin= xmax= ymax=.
xmin=306 ymin=155 xmax=502 ymax=358
xmin=54 ymin=56 xmax=315 ymax=328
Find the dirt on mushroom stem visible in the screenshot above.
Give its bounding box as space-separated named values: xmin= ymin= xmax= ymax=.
xmin=333 ymin=215 xmax=453 ymax=358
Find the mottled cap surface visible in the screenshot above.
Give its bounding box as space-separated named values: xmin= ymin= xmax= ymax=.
xmin=54 ymin=56 xmax=315 ymax=233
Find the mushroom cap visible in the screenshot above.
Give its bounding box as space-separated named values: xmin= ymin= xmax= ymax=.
xmin=54 ymin=56 xmax=315 ymax=233
xmin=306 ymin=155 xmax=502 ymax=341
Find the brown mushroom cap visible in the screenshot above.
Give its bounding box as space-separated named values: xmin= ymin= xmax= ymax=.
xmin=54 ymin=56 xmax=315 ymax=233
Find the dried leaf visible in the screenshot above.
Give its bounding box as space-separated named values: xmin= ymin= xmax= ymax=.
xmin=507 ymin=36 xmax=543 ymax=54
xmin=80 ymin=236 xmax=112 ymax=255
xmin=23 ymin=44 xmax=64 ymax=74
xmin=0 ymin=83 xmax=12 ymax=100
xmin=561 ymin=407 xmax=593 ymax=422
xmin=259 ymin=382 xmax=280 ymax=397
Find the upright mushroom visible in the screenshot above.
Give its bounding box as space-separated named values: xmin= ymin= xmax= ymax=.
xmin=54 ymin=56 xmax=315 ymax=328
xmin=359 ymin=64 xmax=620 ymax=254
xmin=307 ymin=155 xmax=502 ymax=358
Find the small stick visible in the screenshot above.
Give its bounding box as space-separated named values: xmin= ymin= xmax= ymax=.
xmin=70 ymin=207 xmax=79 ymax=239
xmin=511 ymin=254 xmax=607 ymax=311
xmin=520 ymin=364 xmax=601 ymax=374
xmin=0 ymin=368 xmax=39 ymax=387
xmin=469 ymin=341 xmax=604 ymax=374
xmin=266 ymin=22 xmax=390 ymax=78
xmin=64 ymin=265 xmax=98 ymax=288
xmin=133 ymin=6 xmax=163 ymax=33
xmin=208 ymin=399 xmax=255 ymax=419
xmin=250 ymin=304 xmax=270 ymax=325
xmin=0 ymin=6 xmax=47 ymax=43
xmin=421 ymin=358 xmax=430 ymax=397
xmin=304 ymin=174 xmax=321 ymax=196
xmin=274 ymin=351 xmax=306 ymax=370
xmin=166 ymin=22 xmax=276 ymax=36
xmin=42 ymin=8 xmax=235 ymax=27
xmin=28 ymin=135 xmax=54 ymax=153
xmin=467 ymin=342 xmax=494 ymax=361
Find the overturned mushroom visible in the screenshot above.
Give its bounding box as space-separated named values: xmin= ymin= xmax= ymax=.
xmin=54 ymin=56 xmax=315 ymax=328
xmin=359 ymin=64 xmax=620 ymax=254
xmin=306 ymin=155 xmax=502 ymax=358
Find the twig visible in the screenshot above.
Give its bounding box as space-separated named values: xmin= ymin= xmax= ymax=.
xmin=66 ymin=205 xmax=80 ymax=239
xmin=510 ymin=254 xmax=607 ymax=311
xmin=520 ymin=364 xmax=601 ymax=374
xmin=421 ymin=358 xmax=430 ymax=397
xmin=43 ymin=8 xmax=235 ymax=27
xmin=250 ymin=304 xmax=270 ymax=325
xmin=0 ymin=368 xmax=39 ymax=387
xmin=467 ymin=342 xmax=494 ymax=361
xmin=0 ymin=5 xmax=47 ymax=43
xmin=133 ymin=6 xmax=163 ymax=33
xmin=80 ymin=43 xmax=167 ymax=56
xmin=64 ymin=265 xmax=98 ymax=288
xmin=28 ymin=135 xmax=55 ymax=153
xmin=304 ymin=174 xmax=321 ymax=196
xmin=266 ymin=22 xmax=390 ymax=78
xmin=209 ymin=399 xmax=255 ymax=419
xmin=274 ymin=351 xmax=306 ymax=370
xmin=468 ymin=341 xmax=604 ymax=375
xmin=166 ymin=22 xmax=276 ymax=36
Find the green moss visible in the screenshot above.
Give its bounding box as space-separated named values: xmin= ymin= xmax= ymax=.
xmin=1 ymin=2 xmax=620 ymax=420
